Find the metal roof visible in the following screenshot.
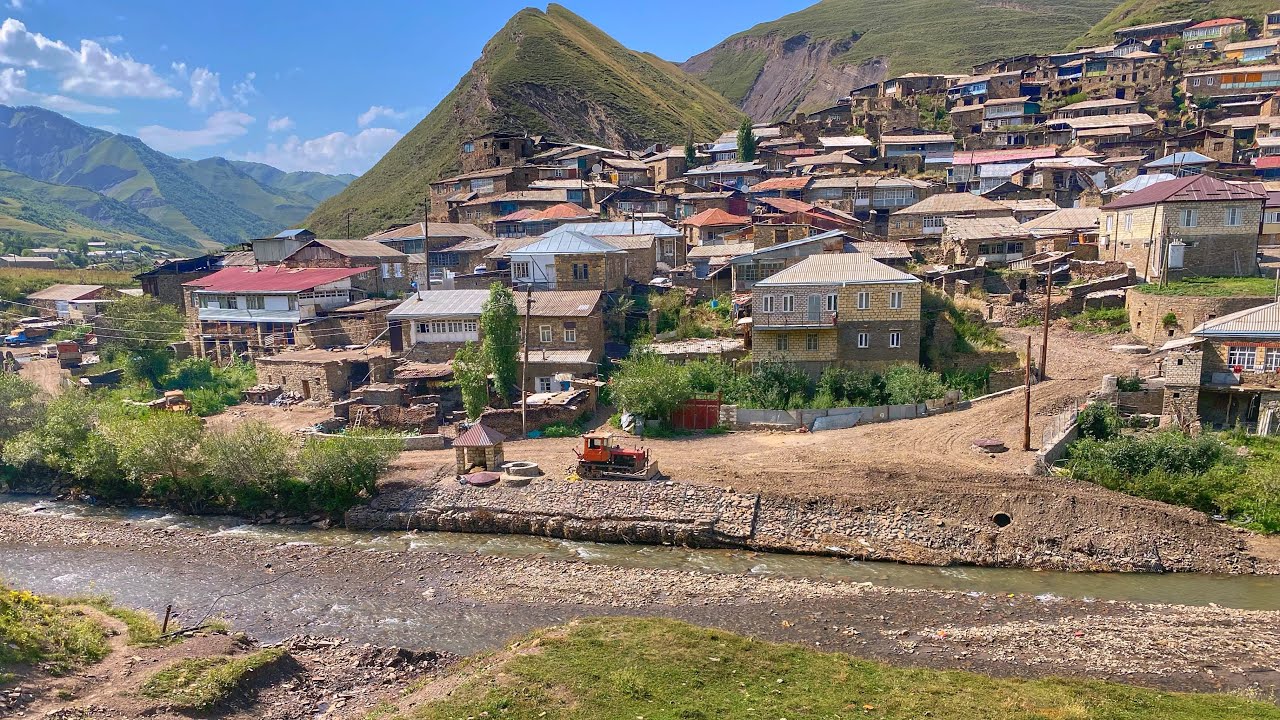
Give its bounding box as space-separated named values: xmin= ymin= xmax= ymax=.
xmin=685 ymin=161 xmax=766 ymax=175
xmin=596 ymin=234 xmax=657 ymax=250
xmin=1104 ymin=173 xmax=1177 ymax=195
xmin=893 ymin=192 xmax=1008 ymax=215
xmin=26 ymin=284 xmax=106 ymax=301
xmin=516 ymin=290 xmax=602 ymax=317
xmin=1144 ymin=151 xmax=1215 ymax=168
xmin=687 ymin=242 xmax=755 ymax=259
xmin=944 ymin=216 xmax=1032 ymax=242
xmin=1193 ymin=302 xmax=1280 ymax=339
xmin=850 ymin=241 xmax=913 ymax=260
xmin=554 ymin=220 xmax=681 ymax=238
xmin=365 ymin=222 xmax=493 ymax=241
xmin=1101 ymin=174 xmax=1266 ymax=210
xmin=818 ymin=136 xmax=874 ymax=148
xmin=386 ymin=289 xmax=490 ymax=319
xmin=185 ymin=266 xmax=374 ymax=293
xmin=275 ymin=228 xmax=312 ymax=238
xmin=288 ymin=239 xmax=407 ymax=259
xmin=730 ymin=230 xmax=850 ymax=264
xmin=753 ymin=253 xmax=921 ymax=287
xmin=680 ymin=208 xmax=752 ymax=227
xmin=1020 ymin=207 xmax=1100 ymax=231
xmin=454 ymin=423 xmax=506 ymax=448
xmin=511 ymin=230 xmax=626 ymax=255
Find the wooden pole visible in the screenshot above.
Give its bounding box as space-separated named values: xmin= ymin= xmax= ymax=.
xmin=1039 ymin=269 xmax=1051 ymax=381
xmin=422 ymin=198 xmax=431 ymax=292
xmin=161 ymin=604 xmax=173 ymax=634
xmin=521 ymin=286 xmax=533 ymax=438
xmin=1023 ymin=334 xmax=1032 ymax=452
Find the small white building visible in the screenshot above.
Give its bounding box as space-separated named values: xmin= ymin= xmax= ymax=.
xmin=386 ymin=289 xmax=489 ymax=350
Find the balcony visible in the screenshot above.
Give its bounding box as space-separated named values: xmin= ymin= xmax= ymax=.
xmin=753 ymin=310 xmax=838 ymax=330
xmin=197 ymin=307 xmax=304 ymax=323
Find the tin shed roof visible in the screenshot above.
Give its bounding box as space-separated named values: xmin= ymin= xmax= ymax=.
xmin=754 ymin=253 xmax=921 ymax=287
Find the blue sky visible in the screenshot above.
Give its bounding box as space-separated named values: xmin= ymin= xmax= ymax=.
xmin=0 ymin=1 xmax=812 ymax=175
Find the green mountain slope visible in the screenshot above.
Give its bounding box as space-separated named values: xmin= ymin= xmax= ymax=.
xmin=683 ymin=0 xmax=1124 ymax=121
xmin=305 ymin=3 xmax=746 ymax=237
xmin=229 ymin=160 xmax=356 ymax=203
xmin=179 ymin=157 xmax=316 ymax=228
xmin=1076 ymin=1 xmax=1277 ymax=46
xmin=0 ymin=168 xmax=204 ymax=251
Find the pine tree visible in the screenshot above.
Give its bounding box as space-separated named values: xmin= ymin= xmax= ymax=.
xmin=736 ymin=118 xmax=756 ymax=162
xmin=684 ymin=130 xmax=698 ymax=169
xmin=480 ymin=282 xmax=520 ymax=403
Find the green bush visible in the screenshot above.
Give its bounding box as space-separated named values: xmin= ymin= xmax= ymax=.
xmin=1116 ymin=375 xmax=1142 ymax=392
xmin=609 ymin=351 xmax=693 ymax=420
xmin=941 ymin=367 xmax=991 ymax=399
xmin=1067 ymin=432 xmax=1242 ymax=517
xmin=1076 ymin=403 xmax=1121 ymax=441
xmin=297 ymin=431 xmax=403 ymax=515
xmin=1069 ymin=307 xmax=1130 ymax=334
xmin=884 ymin=365 xmax=946 ymax=404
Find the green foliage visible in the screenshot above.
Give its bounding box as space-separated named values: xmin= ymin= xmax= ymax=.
xmin=199 ymin=421 xmax=295 ymax=512
xmin=140 ymin=648 xmax=286 ymax=711
xmin=0 ymin=267 xmax=136 ymax=304
xmin=540 ymin=417 xmax=587 ymax=438
xmin=736 ymin=117 xmax=757 ymax=162
xmin=608 ymin=351 xmax=694 ymax=420
xmin=297 ymin=431 xmax=403 ymax=515
xmin=104 ymin=411 xmax=204 ymax=505
xmin=941 ymin=366 xmax=991 ymax=399
xmin=162 ymin=358 xmax=257 ymax=416
xmin=1069 ymin=307 xmax=1130 ymax=334
xmin=1067 ymin=432 xmax=1240 ymax=516
xmin=0 ymin=586 xmax=109 ymax=675
xmin=402 ymin=616 xmax=1280 ymax=720
xmin=683 ymin=139 xmax=698 ymax=169
xmin=1040 ymin=92 xmax=1088 ymax=114
xmin=1116 ymin=375 xmax=1143 ymax=392
xmin=0 ymin=372 xmax=42 ymax=450
xmin=1076 ymin=402 xmax=1122 ymax=441
xmin=741 ymin=362 xmax=812 ymax=410
xmin=481 ymin=283 xmax=520 ymax=403
xmin=817 ymin=366 xmax=888 ymax=406
xmin=1162 ymin=312 xmax=1179 ymax=329
xmin=1134 ymin=277 xmax=1279 ymax=298
xmin=453 ymin=342 xmax=490 ymax=421
xmin=1075 ymin=0 xmax=1277 ymax=46
xmin=884 ymin=364 xmax=947 ymax=404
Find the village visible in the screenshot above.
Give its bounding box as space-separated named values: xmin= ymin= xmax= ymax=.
xmin=10 ymin=10 xmax=1280 ymax=719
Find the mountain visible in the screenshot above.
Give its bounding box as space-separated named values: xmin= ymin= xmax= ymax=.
xmin=305 ymin=4 xmax=746 ymax=237
xmin=229 ymin=160 xmax=356 ymax=203
xmin=0 ymin=168 xmax=203 ymax=251
xmin=683 ymin=0 xmax=1124 ymax=122
xmin=0 ymin=106 xmax=354 ymax=253
xmin=1075 ymin=1 xmax=1278 ymax=46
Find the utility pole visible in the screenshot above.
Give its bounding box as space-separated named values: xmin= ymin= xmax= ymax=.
xmin=1023 ymin=334 xmax=1032 ymax=452
xmin=421 ymin=196 xmax=431 ymax=292
xmin=1039 ymin=267 xmax=1052 ymax=381
xmin=346 ymin=210 xmax=351 ymax=240
xmin=521 ymin=286 xmax=533 ymax=438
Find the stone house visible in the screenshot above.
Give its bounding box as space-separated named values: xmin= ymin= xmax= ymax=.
xmin=1127 ymin=285 xmax=1273 ymax=346
xmin=387 ymin=289 xmax=489 ymax=362
xmin=683 ymin=160 xmax=767 ymax=191
xmin=493 ymin=202 xmax=596 ymax=238
xmin=643 ymin=147 xmax=689 ymax=190
xmin=1182 ymin=65 xmax=1280 ymax=101
xmin=597 ymin=188 xmax=674 ymax=221
xmin=596 ymin=235 xmax=666 ymax=283
xmin=254 ymin=346 xmax=395 ymax=402
xmin=1050 ymin=97 xmax=1140 ymax=120
xmin=680 ymin=208 xmax=752 ymax=246
xmin=506 ymin=231 xmax=627 ymax=291
xmin=1161 ymin=302 xmax=1280 ymax=431
xmin=1182 ymin=17 xmax=1247 ymax=50
xmin=750 ymin=253 xmax=923 ymax=378
xmin=518 ymin=289 xmax=606 ymax=366
xmin=25 ymin=284 xmax=117 ymax=319
xmin=1098 ymin=174 xmax=1266 ymax=281
xmin=459 ymin=131 xmax=537 ymax=174
xmin=598 ymin=157 xmax=651 ymax=187
xmin=455 ymin=189 xmax=569 ymax=228
xmin=136 ymin=255 xmax=224 ymax=313
xmin=294 ymin=298 xmax=400 ymax=349
xmin=183 ymin=266 xmax=374 ymax=360
xmin=888 ymin=192 xmax=1013 ymax=241
xmin=942 ymin=216 xmax=1034 ymax=264
xmin=428 ymin=166 xmax=540 ymax=220
xmin=676 ymin=190 xmax=748 ymax=220
xmin=879 ymin=130 xmax=956 ymax=159
xmin=727 ymin=229 xmax=848 ymax=291
xmin=364 ymin=221 xmax=493 ymax=257
xmin=282 ymin=239 xmax=411 ymax=297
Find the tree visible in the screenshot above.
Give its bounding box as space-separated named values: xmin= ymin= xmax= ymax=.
xmin=684 ymin=130 xmax=699 ymax=169
xmin=99 ymin=295 xmax=183 ymax=386
xmin=101 ymin=411 xmax=203 ymax=485
xmin=609 ymin=351 xmax=693 ymax=421
xmin=0 ymin=373 xmax=42 ymax=450
xmin=298 ymin=431 xmax=402 ymax=514
xmin=200 ymin=420 xmax=293 ymax=508
xmin=480 ymin=282 xmax=520 ymax=403
xmin=453 ymin=342 xmax=490 ymax=420
xmin=883 ymin=365 xmax=946 ymax=404
xmin=736 ymin=118 xmax=756 ymax=162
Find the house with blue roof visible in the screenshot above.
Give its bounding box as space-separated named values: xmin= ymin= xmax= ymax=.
xmin=507 ymin=230 xmax=628 ymax=291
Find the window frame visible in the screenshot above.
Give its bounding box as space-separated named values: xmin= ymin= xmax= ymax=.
xmin=805 ymin=333 xmax=819 ymax=351
xmin=857 ymin=332 xmax=869 ymax=348
xmin=889 ymin=331 xmax=902 ymax=349
xmin=1180 ymin=208 xmax=1198 ymax=228
xmin=782 ymin=294 xmax=794 ymax=312
xmin=1227 ymin=345 xmax=1257 ymax=370
xmin=775 ymin=334 xmax=789 ymax=351
xmin=563 ymin=326 xmax=577 ymax=343
xmin=889 ymin=290 xmax=903 ymax=310
xmin=539 ymin=325 xmax=552 ymax=343
xmin=857 ymin=291 xmax=870 ymax=310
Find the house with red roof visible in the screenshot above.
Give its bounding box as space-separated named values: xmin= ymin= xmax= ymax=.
xmin=1182 ymin=17 xmax=1247 ymax=49
xmin=494 ymin=202 xmax=597 ymax=238
xmin=182 ymin=266 xmax=375 ymax=359
xmin=1099 ymin=174 xmax=1266 ymax=281
xmin=680 ymin=207 xmax=752 ymax=246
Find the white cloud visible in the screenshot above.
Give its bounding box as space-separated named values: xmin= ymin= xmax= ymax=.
xmin=357 ymin=104 xmax=406 ymax=128
xmin=266 ymin=115 xmax=293 ymax=132
xmin=137 ymin=110 xmax=253 ymax=153
xmin=6 ymin=1 xmax=22 ymax=10
xmin=231 ymin=71 xmax=255 ymax=106
xmin=94 ymin=35 xmax=124 ymax=45
xmin=186 ymin=66 xmax=223 ymax=110
xmin=0 ymin=67 xmax=115 ymax=114
xmin=0 ymin=18 xmax=178 ymax=98
xmin=237 ymin=127 xmax=401 ymax=175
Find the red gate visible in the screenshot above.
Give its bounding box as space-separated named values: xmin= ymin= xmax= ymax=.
xmin=670 ymin=393 xmax=722 ymax=430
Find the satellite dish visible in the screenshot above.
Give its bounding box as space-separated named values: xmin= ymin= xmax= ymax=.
xmin=591 ymin=162 xmax=603 ymax=175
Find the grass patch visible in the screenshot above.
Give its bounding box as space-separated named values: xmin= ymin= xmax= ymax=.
xmin=1069 ymin=307 xmax=1130 ymax=334
xmin=403 ymin=617 xmax=1280 ymax=719
xmin=1131 ymin=277 xmax=1279 ymax=298
xmin=140 ymin=648 xmax=285 ymax=711
xmin=60 ymin=595 xmax=165 ymax=647
xmin=0 ymin=586 xmax=110 ymax=676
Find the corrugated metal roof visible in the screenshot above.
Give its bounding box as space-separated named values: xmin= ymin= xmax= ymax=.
xmin=365 ymin=222 xmax=493 ymax=241
xmin=555 ymin=220 xmax=681 ymax=238
xmin=749 ymin=177 xmax=812 ymax=192
xmin=596 ymin=234 xmax=656 ymax=250
xmin=26 ymin=284 xmax=106 ymax=301
xmin=685 ymin=161 xmax=767 ymax=175
xmin=1193 ymin=302 xmax=1280 ymax=338
xmin=1020 ymin=207 xmax=1100 ymax=230
xmin=1101 ymin=174 xmax=1266 ymax=210
xmin=787 ymin=150 xmax=863 ymax=167
xmin=951 ymin=146 xmax=1058 ymax=166
xmin=730 ymin=230 xmax=849 ymax=264
xmin=517 ymin=290 xmax=602 ymax=317
xmin=289 ymin=239 xmax=407 ymax=259
xmin=894 ymin=192 xmax=1008 ymax=215
xmin=818 ymin=136 xmax=874 ymax=148
xmin=997 ymin=198 xmax=1061 ymax=213
xmin=454 ymin=423 xmax=506 ymax=447
xmin=754 ymin=253 xmax=921 ymax=287
xmin=1145 ymin=151 xmax=1215 ymax=168
xmin=687 ymin=242 xmax=755 ymax=259
xmin=510 ymin=230 xmax=626 ymax=255
xmin=944 ymin=216 xmax=1031 ymax=242
xmin=1050 ymin=113 xmax=1157 ymax=130
xmin=523 ymin=348 xmax=595 ymax=364
xmin=386 ymin=290 xmax=490 ymax=319
xmin=185 ymin=266 xmax=374 ymax=293
xmin=1104 ymin=173 xmax=1177 ymax=195
xmin=275 ymin=228 xmax=312 ymax=238
xmin=881 ymin=132 xmax=954 ymax=144
xmin=849 ymin=241 xmax=913 ymax=260
xmin=1056 ymin=97 xmax=1139 ymax=111
xmin=681 ymin=208 xmax=752 ymax=227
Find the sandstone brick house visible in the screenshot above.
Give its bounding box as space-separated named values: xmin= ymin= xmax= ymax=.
xmin=942 ymin=216 xmax=1035 ymax=265
xmin=183 ymin=266 xmax=374 ymax=360
xmin=888 ymin=192 xmax=1013 ymax=241
xmin=428 ymin=166 xmax=540 ymax=220
xmin=364 ymin=221 xmax=493 ymax=257
xmin=728 ymin=230 xmax=848 ymax=291
xmin=282 ymin=239 xmax=411 ymax=297
xmin=255 ymin=346 xmax=395 ymax=403
xmin=680 ymin=208 xmax=752 ymax=246
xmin=1098 ymin=174 xmax=1266 ymax=281
xmin=750 ymin=253 xmax=923 ymax=379
xmin=1161 ymin=301 xmax=1280 ymax=431
xmin=518 ymin=289 xmax=606 ymax=369
xmin=506 ymin=231 xmax=627 ymax=291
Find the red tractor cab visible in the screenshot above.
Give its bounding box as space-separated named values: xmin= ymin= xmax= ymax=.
xmin=574 ymin=432 xmax=660 ymax=481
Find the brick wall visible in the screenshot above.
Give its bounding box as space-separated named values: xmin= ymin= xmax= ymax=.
xmin=1070 ymin=259 xmax=1130 ymax=281
xmin=552 ymin=254 xmax=625 ymax=292
xmin=524 ymin=312 xmax=605 ymax=362
xmin=1102 ymin=201 xmax=1262 ymax=280
xmin=1126 ymin=290 xmax=1272 ymax=346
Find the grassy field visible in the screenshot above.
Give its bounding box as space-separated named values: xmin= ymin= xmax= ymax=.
xmin=398 ymin=617 xmax=1280 ymax=720
xmin=1130 ymin=277 xmax=1279 ymax=297
xmin=0 ymin=267 xmax=139 ymax=305
xmin=140 ymin=648 xmax=285 ymax=710
xmin=0 ymin=586 xmax=110 ymax=677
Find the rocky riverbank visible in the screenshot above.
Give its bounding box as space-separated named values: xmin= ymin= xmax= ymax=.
xmin=3 ymin=508 xmax=1279 ymax=697
xmin=349 ymin=476 xmax=1277 ymax=574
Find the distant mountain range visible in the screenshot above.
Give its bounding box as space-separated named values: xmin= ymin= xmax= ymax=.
xmin=0 ymin=105 xmax=355 ymax=254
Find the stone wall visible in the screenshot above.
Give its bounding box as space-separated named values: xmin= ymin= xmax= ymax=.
xmin=1070 ymin=259 xmax=1129 ymax=282
xmin=525 ymin=312 xmax=605 ymax=362
xmin=1126 ymin=290 xmax=1272 ymax=346
xmin=552 ymin=253 xmax=625 ymax=292
xmin=255 ymin=355 xmax=396 ymax=402
xmin=1066 ymin=273 xmax=1134 ymax=299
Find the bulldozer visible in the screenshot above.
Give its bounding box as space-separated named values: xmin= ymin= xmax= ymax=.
xmin=574 ymin=432 xmax=661 ymax=481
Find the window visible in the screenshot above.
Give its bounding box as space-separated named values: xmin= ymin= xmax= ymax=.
xmin=288 ymin=296 xmax=298 ymax=311
xmin=463 ymin=142 xmax=475 ymax=153
xmin=1268 ymin=348 xmax=1280 ymax=370
xmin=826 ymin=294 xmax=838 ymax=312
xmin=1180 ymin=208 xmax=1198 ymax=227
xmin=763 ymin=295 xmax=775 ymax=312
xmin=535 ymin=377 xmax=553 ymax=393
xmin=381 ymin=263 xmax=391 ymax=279
xmin=573 ymin=263 xmax=589 ymax=281
xmin=223 ymin=295 xmax=239 ymax=309
xmin=1266 ymin=210 xmax=1280 ymax=224
xmin=1225 ymin=207 xmax=1244 ymax=226
xmin=889 ymin=290 xmax=903 ymax=310
xmin=806 ymin=333 xmax=819 ymax=351
xmin=539 ymin=325 xmax=552 ymax=343
xmin=776 ymin=335 xmax=789 ymax=351
xmin=1106 ymin=215 xmax=1114 ymax=232
xmin=246 ymin=295 xmax=265 ymax=310
xmin=857 ymin=332 xmax=869 ymax=348
xmin=857 ymin=291 xmax=870 ymax=310
xmin=512 ymin=261 xmax=531 ymax=280
xmin=393 ymin=263 xmax=404 ymax=278
xmin=1123 ymin=213 xmax=1133 ymax=232
xmin=782 ymin=295 xmax=794 ymax=312
xmin=563 ymin=326 xmax=577 ymax=343
xmin=922 ymin=215 xmax=944 ymax=231
xmin=1227 ymin=345 xmax=1257 ymax=369
xmin=889 ymin=331 xmax=902 ymax=348
xmin=416 ymin=322 xmax=430 ymax=335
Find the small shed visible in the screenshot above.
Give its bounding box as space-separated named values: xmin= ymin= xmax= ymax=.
xmin=454 ymin=423 xmax=507 ymax=474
